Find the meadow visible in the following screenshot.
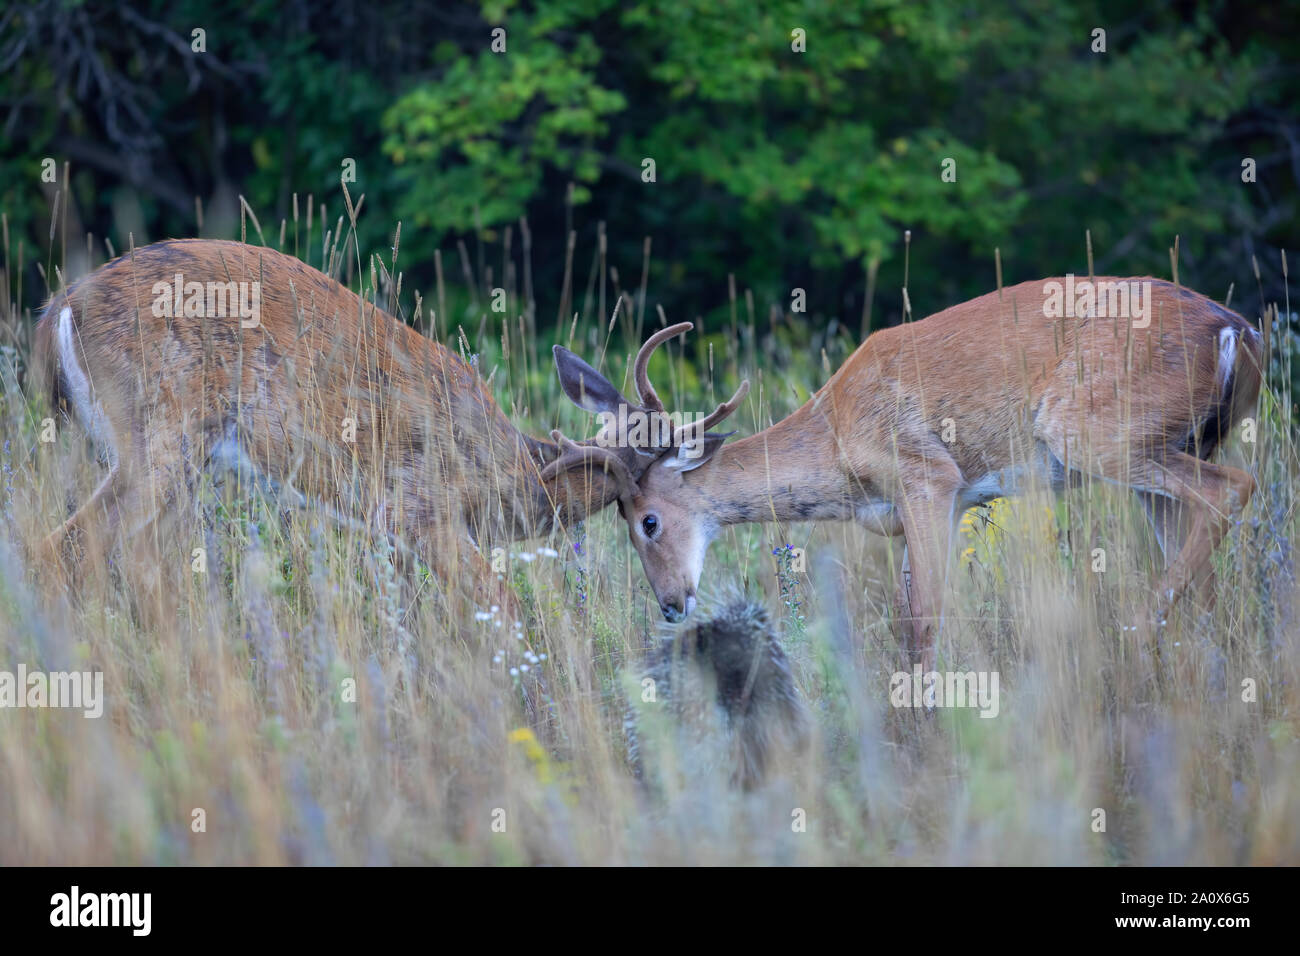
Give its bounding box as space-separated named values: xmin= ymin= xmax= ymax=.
xmin=0 ymin=214 xmax=1296 ymax=866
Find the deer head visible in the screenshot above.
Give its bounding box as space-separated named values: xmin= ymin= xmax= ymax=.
xmin=546 ymin=322 xmax=749 ymax=622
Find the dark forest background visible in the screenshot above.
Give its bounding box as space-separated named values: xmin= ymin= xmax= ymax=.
xmin=1 ymin=0 xmax=1297 ymax=345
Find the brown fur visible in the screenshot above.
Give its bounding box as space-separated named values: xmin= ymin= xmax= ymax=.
xmin=570 ymin=278 xmax=1263 ymax=667
xmin=33 ymin=239 xmax=623 ymax=617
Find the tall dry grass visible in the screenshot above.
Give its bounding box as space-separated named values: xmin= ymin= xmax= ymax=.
xmin=0 ymin=211 xmax=1296 ymax=865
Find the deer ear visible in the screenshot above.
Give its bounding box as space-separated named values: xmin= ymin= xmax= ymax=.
xmin=663 ymin=431 xmax=733 ymax=472
xmin=553 ymin=345 xmax=637 ymax=416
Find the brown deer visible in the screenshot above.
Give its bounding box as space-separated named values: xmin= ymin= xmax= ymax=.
xmin=31 ymin=238 xmax=683 ymax=620
xmin=546 ymin=278 xmax=1263 ymax=668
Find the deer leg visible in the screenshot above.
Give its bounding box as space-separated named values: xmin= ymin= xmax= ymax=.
xmin=41 ymin=462 xmax=181 ymax=628
xmin=1137 ymin=490 xmax=1188 ymax=569
xmin=1136 ymin=489 xmax=1226 ymax=616
xmin=466 ymin=544 xmax=527 ymax=627
xmin=39 ymin=468 xmax=126 ymax=570
xmin=893 ymin=543 xmax=912 ymax=640
xmin=898 ymin=482 xmax=960 ymax=672
xmin=38 ymin=466 xmax=173 ymax=620
xmin=100 ymin=434 xmax=199 ymax=628
xmin=413 ymin=521 xmax=528 ymax=629
xmin=1135 ymin=453 xmax=1254 ymax=625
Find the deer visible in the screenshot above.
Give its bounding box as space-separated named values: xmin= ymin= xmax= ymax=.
xmin=30 ymin=238 xmax=687 ymax=623
xmin=545 ymin=277 xmax=1264 ymax=669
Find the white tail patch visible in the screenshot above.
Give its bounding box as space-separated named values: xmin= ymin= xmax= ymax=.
xmin=56 ymin=307 xmax=117 ymax=467
xmin=1216 ymin=326 xmax=1238 ymax=393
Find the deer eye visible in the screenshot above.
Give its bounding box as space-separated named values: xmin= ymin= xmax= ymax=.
xmin=641 ymin=514 xmax=659 ymax=538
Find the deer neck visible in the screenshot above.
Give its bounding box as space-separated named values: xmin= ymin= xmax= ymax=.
xmin=687 ymin=401 xmax=855 ymax=528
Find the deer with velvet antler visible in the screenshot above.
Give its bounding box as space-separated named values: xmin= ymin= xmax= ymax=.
xmin=32 ymin=239 xmax=712 ymax=624
xmin=548 ymin=279 xmax=1263 ymax=670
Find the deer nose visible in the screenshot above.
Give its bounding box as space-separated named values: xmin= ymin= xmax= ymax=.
xmin=660 ymin=592 xmax=697 ymax=623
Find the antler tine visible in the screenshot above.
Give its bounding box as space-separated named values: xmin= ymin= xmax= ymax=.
xmin=541 ymin=429 xmax=640 ymax=503
xmin=672 ymin=379 xmax=751 ymax=446
xmin=633 ymin=321 xmax=693 ymax=413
